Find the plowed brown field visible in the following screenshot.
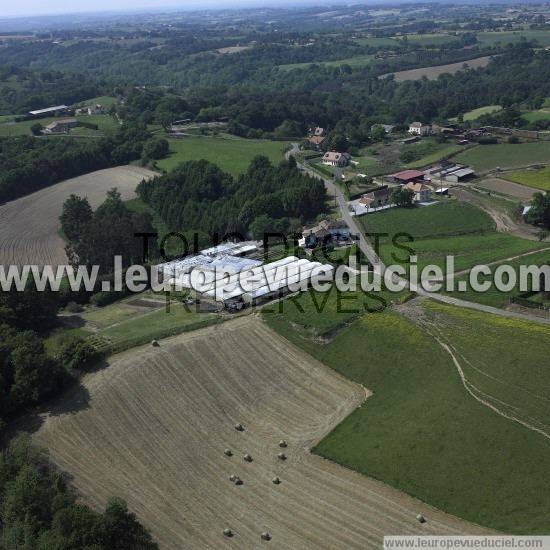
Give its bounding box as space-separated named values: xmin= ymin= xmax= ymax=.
xmin=0 ymin=166 xmax=156 ymax=267
xmin=35 ymin=317 xmax=490 ymax=549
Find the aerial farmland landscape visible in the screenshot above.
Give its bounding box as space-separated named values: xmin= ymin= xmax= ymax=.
xmin=0 ymin=1 xmax=550 ymax=549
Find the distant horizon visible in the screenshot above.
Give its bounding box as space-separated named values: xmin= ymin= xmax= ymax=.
xmin=0 ymin=0 xmax=532 ymax=21
xmin=1 ymin=0 xmax=330 ymax=20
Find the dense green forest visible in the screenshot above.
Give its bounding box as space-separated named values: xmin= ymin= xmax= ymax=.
xmin=0 ymin=65 xmax=102 ymax=114
xmin=136 ymin=156 xmax=327 ymax=238
xmin=113 ymin=44 xmax=550 ymax=141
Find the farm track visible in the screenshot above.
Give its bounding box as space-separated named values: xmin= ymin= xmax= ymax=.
xmin=451 ymin=187 xmax=547 ymax=242
xmin=398 ymin=299 xmax=550 ymax=441
xmin=0 ymin=166 xmax=156 ymax=267
xmin=34 ymin=316 xmax=490 ymax=549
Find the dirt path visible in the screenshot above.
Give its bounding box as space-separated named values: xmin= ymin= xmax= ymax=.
xmin=34 ymin=316 xmax=491 ymax=549
xmin=397 ymin=298 xmax=550 ymax=441
xmin=451 ymin=187 xmax=544 ymax=241
xmin=0 ymin=166 xmax=157 ymax=268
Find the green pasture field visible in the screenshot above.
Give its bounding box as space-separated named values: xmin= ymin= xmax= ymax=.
xmin=399 ymin=33 xmax=459 ymax=46
xmin=443 ymin=248 xmax=550 ymax=308
xmin=156 ymin=136 xmax=288 ymax=176
xmin=278 ymin=54 xmax=375 ymax=71
xmin=378 ymin=232 xmax=546 ymax=274
xmin=359 ymin=201 xmax=495 ymax=241
xmin=403 ymin=139 xmax=464 ymax=168
xmin=453 ymin=142 xmax=550 ymax=172
xmin=463 ymin=105 xmax=502 ymax=121
xmin=353 ymin=36 xmax=399 ymax=47
xmin=358 ymin=201 xmax=546 ymax=273
xmin=94 ymin=303 xmax=218 ymax=352
xmin=477 ymin=30 xmax=550 ymax=47
xmin=503 ymin=166 xmax=550 ymax=191
xmin=73 ymin=95 xmax=118 ymax=107
xmin=262 ymin=285 xmax=408 ymax=337
xmin=266 ymin=299 xmax=550 ymax=534
xmin=521 ymin=110 xmax=550 ymax=124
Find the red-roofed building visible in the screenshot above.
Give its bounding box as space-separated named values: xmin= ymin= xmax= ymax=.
xmin=391 ymin=169 xmax=425 ymax=184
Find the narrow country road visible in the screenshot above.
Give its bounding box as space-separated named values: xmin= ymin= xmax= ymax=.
xmin=288 ymin=144 xmax=550 ymax=325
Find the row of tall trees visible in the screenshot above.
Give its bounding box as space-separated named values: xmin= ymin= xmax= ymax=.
xmin=62 ymin=189 xmax=157 ymax=273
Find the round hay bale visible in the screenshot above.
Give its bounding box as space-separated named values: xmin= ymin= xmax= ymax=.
xmin=278 ymin=440 xmax=287 ymax=448
xmin=223 ymin=528 xmax=233 ymax=537
xmin=224 ymin=448 xmax=233 ymax=457
xmin=244 ymin=453 xmax=253 ymax=462
xmin=277 ymin=452 xmax=287 ymax=461
xmin=261 ymin=532 xmax=272 ymax=541
xmin=416 ymin=514 xmax=426 ymax=524
xmin=151 ymin=340 xmax=159 ymax=347
xmin=272 ymin=476 xmax=281 ymax=485
xmin=235 ymin=423 xmax=244 ymax=432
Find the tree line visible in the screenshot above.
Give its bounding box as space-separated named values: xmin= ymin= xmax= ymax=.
xmin=136 ymin=156 xmax=327 ymax=239
xmin=0 ymin=122 xmax=167 ymax=204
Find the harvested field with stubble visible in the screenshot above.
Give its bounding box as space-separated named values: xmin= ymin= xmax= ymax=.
xmin=34 ymin=317 xmax=488 ymax=549
xmin=383 ymin=56 xmax=492 ymax=81
xmin=0 ymin=165 xmax=156 ymax=267
xmin=477 ymin=177 xmax=539 ymax=201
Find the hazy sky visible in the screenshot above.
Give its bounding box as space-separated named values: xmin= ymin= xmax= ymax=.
xmin=2 ymin=0 xmax=312 ymax=18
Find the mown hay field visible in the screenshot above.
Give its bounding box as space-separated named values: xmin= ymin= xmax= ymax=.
xmin=34 ymin=317 xmax=488 ymax=549
xmin=384 ymin=56 xmax=492 ymax=82
xmin=0 ymin=165 xmax=156 ymax=267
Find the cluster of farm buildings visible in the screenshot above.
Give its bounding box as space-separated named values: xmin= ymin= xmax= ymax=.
xmin=21 ymin=103 xmax=107 ymax=133
xmin=349 ymin=162 xmax=475 ymax=216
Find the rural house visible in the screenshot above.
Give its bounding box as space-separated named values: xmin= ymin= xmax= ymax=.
xmin=299 ymin=219 xmax=350 ymax=248
xmin=359 ymin=187 xmax=390 ymax=209
xmin=308 ymin=135 xmax=326 ymax=150
xmin=311 ymin=126 xmax=325 ymax=137
xmin=408 ymin=121 xmax=431 ymax=136
xmin=43 ymin=118 xmax=78 ymax=134
xmin=404 ymin=182 xmax=432 ymax=203
xmin=322 ymin=151 xmax=351 ymax=167
xmin=87 ymin=104 xmax=105 ymax=115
